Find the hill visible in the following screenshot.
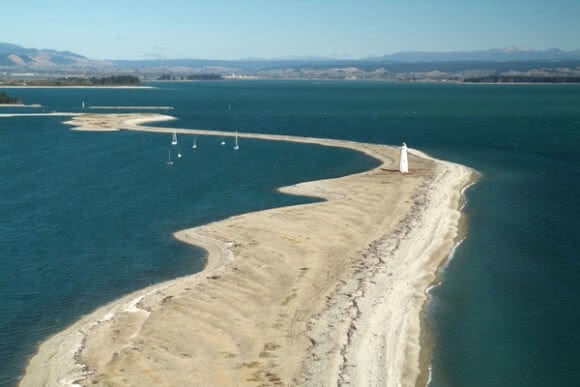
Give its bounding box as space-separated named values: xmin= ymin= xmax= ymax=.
xmin=0 ymin=43 xmax=109 ymax=68
xmin=2 ymin=43 xmax=580 ymax=82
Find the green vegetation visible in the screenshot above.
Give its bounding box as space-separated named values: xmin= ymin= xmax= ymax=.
xmin=0 ymin=75 xmax=142 ymax=87
xmin=88 ymin=75 xmax=141 ymax=85
xmin=0 ymin=91 xmax=21 ymax=104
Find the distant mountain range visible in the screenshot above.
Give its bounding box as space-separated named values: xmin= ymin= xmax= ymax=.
xmin=2 ymin=43 xmax=580 ymax=70
xmin=0 ymin=43 xmax=108 ymax=68
xmin=2 ymin=43 xmax=580 ymax=82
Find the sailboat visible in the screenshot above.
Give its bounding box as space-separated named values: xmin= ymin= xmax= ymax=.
xmin=192 ymin=137 xmax=197 ymax=149
xmin=233 ymin=130 xmax=239 ymax=150
xmin=223 ymin=104 xmax=231 ymax=146
xmin=177 ymin=143 xmax=182 ymax=158
xmin=171 ymin=131 xmax=178 ymax=145
xmin=166 ymin=149 xmax=174 ymax=166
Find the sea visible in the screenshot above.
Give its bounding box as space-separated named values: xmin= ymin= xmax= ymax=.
xmin=0 ymin=81 xmax=578 ymax=386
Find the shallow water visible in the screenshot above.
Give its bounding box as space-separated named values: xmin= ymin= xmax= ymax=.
xmin=1 ymin=81 xmax=579 ymax=386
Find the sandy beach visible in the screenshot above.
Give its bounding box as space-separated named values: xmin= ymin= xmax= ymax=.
xmin=0 ymin=104 xmax=43 ymax=108
xmin=88 ymin=106 xmax=174 ymax=110
xmin=18 ymin=113 xmax=476 ymax=386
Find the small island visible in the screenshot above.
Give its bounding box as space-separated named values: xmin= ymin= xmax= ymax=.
xmin=0 ymin=75 xmax=143 ymax=87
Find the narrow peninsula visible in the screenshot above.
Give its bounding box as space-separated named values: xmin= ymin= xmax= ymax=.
xmin=0 ymin=75 xmax=144 ymax=88
xmin=19 ymin=113 xmax=476 ymax=387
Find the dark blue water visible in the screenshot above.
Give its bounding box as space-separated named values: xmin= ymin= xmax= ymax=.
xmin=1 ymin=82 xmax=579 ymax=386
xmin=0 ymin=96 xmax=380 ymax=386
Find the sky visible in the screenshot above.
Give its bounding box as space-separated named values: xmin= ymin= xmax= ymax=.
xmin=2 ymin=0 xmax=580 ymax=60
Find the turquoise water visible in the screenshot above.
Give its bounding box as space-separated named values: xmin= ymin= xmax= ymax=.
xmin=1 ymin=81 xmax=579 ymax=386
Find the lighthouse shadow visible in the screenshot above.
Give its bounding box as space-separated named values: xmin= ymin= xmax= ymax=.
xmin=380 ymin=168 xmax=421 ymax=174
xmin=381 ymin=168 xmax=400 ymax=173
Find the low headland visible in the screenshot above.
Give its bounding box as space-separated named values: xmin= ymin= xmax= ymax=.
xmin=18 ymin=113 xmax=477 ymax=386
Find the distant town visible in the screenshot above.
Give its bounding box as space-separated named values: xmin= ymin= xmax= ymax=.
xmin=2 ymin=43 xmax=580 ymax=84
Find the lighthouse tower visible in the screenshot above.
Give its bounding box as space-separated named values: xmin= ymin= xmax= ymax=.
xmin=399 ymin=142 xmax=409 ymax=173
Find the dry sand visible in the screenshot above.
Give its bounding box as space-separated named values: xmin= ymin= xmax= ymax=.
xmin=0 ymin=104 xmax=43 ymax=108
xmin=19 ymin=113 xmax=476 ymax=387
xmin=88 ymin=106 xmax=174 ymax=110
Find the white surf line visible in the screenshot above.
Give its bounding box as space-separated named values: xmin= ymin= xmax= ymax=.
xmin=0 ymin=104 xmax=43 ymax=108
xmin=0 ymin=113 xmax=80 ymax=117
xmin=88 ymin=106 xmax=174 ymax=110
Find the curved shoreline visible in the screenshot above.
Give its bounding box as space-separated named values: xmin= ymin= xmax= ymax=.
xmin=18 ymin=113 xmax=476 ymax=386
xmin=421 ymin=174 xmax=479 ymax=386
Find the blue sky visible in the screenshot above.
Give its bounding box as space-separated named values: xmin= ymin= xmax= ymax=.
xmin=3 ymin=0 xmax=579 ymax=60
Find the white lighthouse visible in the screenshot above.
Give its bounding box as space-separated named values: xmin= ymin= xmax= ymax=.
xmin=399 ymin=142 xmax=409 ymax=173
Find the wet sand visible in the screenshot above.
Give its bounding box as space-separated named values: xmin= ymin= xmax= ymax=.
xmin=19 ymin=113 xmax=476 ymax=386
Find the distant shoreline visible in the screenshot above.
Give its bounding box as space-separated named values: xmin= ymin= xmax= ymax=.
xmin=461 ymin=81 xmax=580 ymax=85
xmin=0 ymin=103 xmax=42 ymax=107
xmin=0 ymin=85 xmax=154 ymax=89
xmin=3 ymin=79 xmax=580 ymax=87
xmin=147 ymin=78 xmax=580 ymax=85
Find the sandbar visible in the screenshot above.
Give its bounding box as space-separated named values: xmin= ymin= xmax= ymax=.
xmin=0 ymin=104 xmax=43 ymax=108
xmin=88 ymin=106 xmax=174 ymax=110
xmin=0 ymin=113 xmax=79 ymax=118
xmin=18 ymin=113 xmax=476 ymax=387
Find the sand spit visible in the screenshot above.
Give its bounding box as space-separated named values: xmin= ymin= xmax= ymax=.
xmin=61 ymin=113 xmax=175 ymax=132
xmin=88 ymin=106 xmax=174 ymax=110
xmin=0 ymin=113 xmax=79 ymax=118
xmin=0 ymin=104 xmax=43 ymax=108
xmin=20 ymin=113 xmax=476 ymax=387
